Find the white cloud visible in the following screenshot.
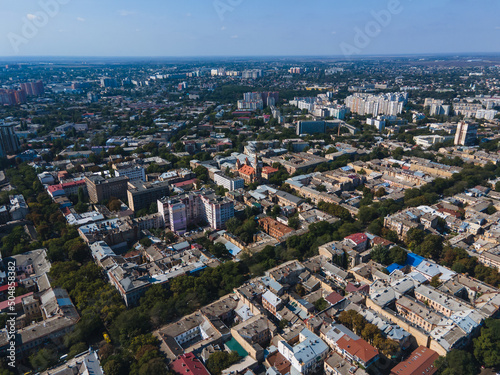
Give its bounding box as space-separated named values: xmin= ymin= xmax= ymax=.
xmin=118 ymin=10 xmax=135 ymax=17
xmin=221 ymin=26 xmax=226 ymax=31
xmin=27 ymin=14 xmax=37 ymax=21
xmin=186 ymin=12 xmax=192 ymax=17
xmin=230 ymin=34 xmax=238 ymax=39
xmin=77 ymin=17 xmax=85 ymax=22
xmin=331 ymin=31 xmax=337 ymax=35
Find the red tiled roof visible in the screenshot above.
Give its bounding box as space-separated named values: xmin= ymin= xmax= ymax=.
xmin=345 ymin=233 xmax=368 ymax=245
xmin=170 ymin=353 xmax=210 ymax=375
xmin=61 ymin=180 xmax=86 ymax=188
xmin=262 ymin=166 xmax=279 ymax=174
xmin=346 ymin=282 xmax=370 ymax=294
xmin=173 ymin=178 xmax=197 ymax=188
xmin=239 ymin=165 xmax=256 ymax=176
xmin=47 ymin=184 xmax=64 ymax=193
xmin=390 ymin=346 xmax=439 ymax=375
xmin=371 ymin=236 xmax=393 ymax=246
xmin=0 ymin=283 xmax=17 ymax=292
xmin=0 ymin=292 xmax=33 ymax=311
xmin=336 ymin=335 xmax=379 ymax=363
xmin=61 ymin=207 xmax=71 ymax=216
xmin=325 ymin=291 xmax=344 ymax=305
xmin=266 ymin=351 xmax=291 ymax=375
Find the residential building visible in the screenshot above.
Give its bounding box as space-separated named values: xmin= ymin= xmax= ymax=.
xmin=238 ymin=165 xmax=260 ymax=185
xmin=390 ymin=346 xmax=439 ymax=375
xmin=261 ymin=166 xmax=279 ymax=181
xmin=262 ymin=290 xmax=283 ymax=316
xmin=278 ymin=328 xmax=329 ymax=375
xmin=166 ymin=190 xmax=234 ymax=234
xmin=9 ymin=194 xmax=29 ymax=221
xmin=0 ymin=122 xmax=20 ymax=157
xmin=414 ymin=285 xmax=472 ymax=317
xmin=214 ymin=172 xmax=244 ymax=191
xmin=296 ymin=121 xmax=326 ymax=135
xmin=20 ymin=81 xmax=44 ymax=96
xmin=85 ymin=175 xmax=129 ymax=203
xmin=324 ymin=352 xmax=367 ymax=375
xmin=127 ymin=180 xmax=170 ymax=211
xmin=258 ymin=217 xmax=294 ymax=240
xmin=324 ymin=324 xmax=379 ymax=368
xmin=231 ymin=314 xmax=277 ymax=361
xmin=345 ymin=92 xmax=407 ymax=116
xmin=170 ymin=353 xmax=211 ymax=375
xmin=0 ymin=89 xmax=26 ymax=106
xmin=395 ymin=296 xmax=448 ymax=332
xmin=39 ymin=349 xmax=104 ymax=375
xmin=454 ymin=121 xmax=478 ymax=146
xmin=113 ymin=162 xmax=146 ymax=181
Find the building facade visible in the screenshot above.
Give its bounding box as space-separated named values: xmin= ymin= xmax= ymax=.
xmin=0 ymin=123 xmax=20 ymax=157
xmin=127 ymin=181 xmax=170 ymax=211
xmin=85 ymin=175 xmax=129 ymax=204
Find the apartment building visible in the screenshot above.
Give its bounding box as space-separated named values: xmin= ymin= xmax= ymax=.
xmin=127 ymin=180 xmax=170 ymax=211
xmin=166 ymin=190 xmax=234 ymax=234
xmin=113 ymin=162 xmax=146 ymax=181
xmin=214 ymin=172 xmax=244 ymax=191
xmin=85 ymin=175 xmax=129 ymax=203
xmin=258 ymin=217 xmax=294 ymax=240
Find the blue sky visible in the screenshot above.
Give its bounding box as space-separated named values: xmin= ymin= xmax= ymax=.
xmin=0 ymin=0 xmax=499 ymax=57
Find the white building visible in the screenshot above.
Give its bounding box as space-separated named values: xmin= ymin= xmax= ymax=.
xmin=476 ymin=109 xmax=498 ymax=120
xmin=214 ymin=173 xmax=244 ymax=191
xmin=278 ymin=328 xmax=329 ymax=375
xmin=345 ymin=92 xmax=407 ymax=116
xmin=114 ymin=164 xmax=146 ymax=182
xmin=200 ymin=194 xmax=234 ymax=231
xmin=9 ymin=194 xmax=29 ymax=221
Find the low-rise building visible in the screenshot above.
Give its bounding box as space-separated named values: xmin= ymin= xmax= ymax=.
xmin=258 ymin=217 xmax=294 ymax=240
xmin=390 ymin=346 xmax=439 ymax=375
xmin=278 ymin=328 xmax=329 ymax=375
xmin=214 ymin=172 xmax=245 ymax=191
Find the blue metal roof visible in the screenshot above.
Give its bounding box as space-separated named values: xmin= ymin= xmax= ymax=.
xmin=386 ymin=263 xmax=404 ymax=273
xmin=404 ymin=253 xmax=425 ymax=267
xmin=57 ymin=298 xmax=73 ymax=306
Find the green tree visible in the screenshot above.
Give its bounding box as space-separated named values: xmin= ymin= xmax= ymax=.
xmin=371 ymin=245 xmax=391 ymax=265
xmin=194 ymin=166 xmax=209 ymax=183
xmin=389 ymin=246 xmax=407 ymax=265
xmin=474 ymin=318 xmax=500 ymax=368
xmin=29 ymin=348 xmax=58 ymax=371
xmin=313 ymin=298 xmax=329 ymax=312
xmin=140 ymin=238 xmax=152 ymax=247
xmin=103 ymin=358 xmax=129 ymax=375
xmin=358 ymin=206 xmax=379 ymax=224
xmin=288 ymin=216 xmax=300 ymax=230
xmin=439 ymin=350 xmax=478 ymax=375
xmin=206 ymin=351 xmax=241 ymax=375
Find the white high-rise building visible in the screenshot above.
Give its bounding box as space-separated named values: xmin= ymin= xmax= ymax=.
xmin=345 ymin=92 xmax=407 ymax=116
xmin=454 ymin=121 xmax=478 ymax=146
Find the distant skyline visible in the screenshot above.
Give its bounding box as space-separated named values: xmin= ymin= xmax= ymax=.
xmin=1 ymin=0 xmax=499 ymax=57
